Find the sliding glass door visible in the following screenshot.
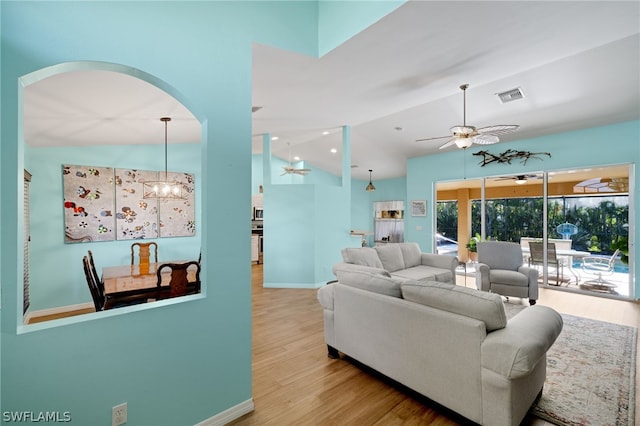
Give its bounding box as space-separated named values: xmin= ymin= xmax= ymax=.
xmin=435 ymin=164 xmax=633 ymax=299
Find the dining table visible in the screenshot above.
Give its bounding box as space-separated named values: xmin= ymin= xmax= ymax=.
xmin=102 ymin=260 xmax=198 ymax=300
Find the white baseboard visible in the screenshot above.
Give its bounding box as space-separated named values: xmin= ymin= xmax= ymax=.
xmin=195 ymin=399 xmax=254 ymax=426
xmin=263 ymin=281 xmax=326 ymax=289
xmin=24 ymin=302 xmax=94 ymax=323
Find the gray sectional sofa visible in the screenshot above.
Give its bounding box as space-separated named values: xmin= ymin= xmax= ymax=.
xmin=335 ymin=242 xmax=458 ymax=284
xmin=318 ymin=256 xmax=563 ymax=425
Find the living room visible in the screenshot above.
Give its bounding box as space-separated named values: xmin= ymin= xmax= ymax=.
xmin=1 ymin=2 xmax=638 ymax=425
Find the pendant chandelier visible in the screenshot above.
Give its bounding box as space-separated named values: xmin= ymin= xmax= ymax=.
xmin=365 ymin=169 xmax=376 ymax=192
xmin=143 ymin=117 xmax=184 ymax=199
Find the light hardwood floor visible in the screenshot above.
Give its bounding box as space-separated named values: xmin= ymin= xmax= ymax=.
xmin=228 ymin=263 xmax=640 ymax=426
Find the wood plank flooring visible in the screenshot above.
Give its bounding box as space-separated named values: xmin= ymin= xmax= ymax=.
xmin=228 ymin=263 xmax=640 ymax=426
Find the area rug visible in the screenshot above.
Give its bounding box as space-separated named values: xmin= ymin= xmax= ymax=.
xmin=504 ymin=303 xmax=637 ymax=425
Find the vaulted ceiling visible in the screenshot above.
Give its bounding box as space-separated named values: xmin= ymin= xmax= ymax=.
xmin=24 ymin=1 xmax=640 ymax=181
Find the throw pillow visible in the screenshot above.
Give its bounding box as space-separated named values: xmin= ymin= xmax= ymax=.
xmin=342 ymin=247 xmax=384 ymax=269
xmin=375 ymin=244 xmax=405 ymax=272
xmin=399 ymin=242 xmax=422 ymax=268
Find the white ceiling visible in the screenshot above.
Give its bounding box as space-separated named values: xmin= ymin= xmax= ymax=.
xmin=24 ymin=1 xmax=640 ymax=181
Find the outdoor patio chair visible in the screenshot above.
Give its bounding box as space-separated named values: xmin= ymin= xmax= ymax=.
xmin=580 ymin=249 xmax=620 ymax=291
xmin=528 ymin=242 xmax=563 ymax=285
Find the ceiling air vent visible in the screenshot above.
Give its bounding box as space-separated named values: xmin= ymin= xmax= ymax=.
xmin=496 ymin=87 xmax=524 ymax=104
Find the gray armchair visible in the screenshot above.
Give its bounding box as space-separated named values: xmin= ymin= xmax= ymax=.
xmin=476 ymin=241 xmax=539 ymax=305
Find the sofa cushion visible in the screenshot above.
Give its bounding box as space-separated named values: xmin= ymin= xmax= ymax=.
xmin=399 ymin=242 xmax=422 ymax=268
xmin=392 ymin=265 xmax=453 ymax=283
xmin=334 ymin=268 xmax=404 ymax=298
xmin=342 ymin=247 xmax=384 ymax=269
xmin=375 ymin=244 xmax=405 ymax=272
xmin=490 ymin=269 xmax=530 ymax=287
xmin=401 ymin=281 xmax=507 ymax=331
xmin=332 ymin=262 xmax=391 ymax=278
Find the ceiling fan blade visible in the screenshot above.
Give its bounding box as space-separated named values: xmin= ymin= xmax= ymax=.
xmin=416 ymin=135 xmax=451 ymax=142
xmin=476 ymin=124 xmax=519 ymax=135
xmin=472 ymin=134 xmax=499 ymax=145
xmin=438 ymin=138 xmax=457 ymax=149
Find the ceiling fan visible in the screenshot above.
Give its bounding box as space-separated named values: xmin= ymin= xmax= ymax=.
xmin=494 ymin=174 xmax=542 ymax=184
xmin=281 ymin=143 xmax=311 ymax=176
xmin=416 ymin=84 xmax=520 ymax=150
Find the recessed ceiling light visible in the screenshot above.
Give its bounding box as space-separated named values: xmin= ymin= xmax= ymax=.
xmin=330 ymin=148 xmax=337 ymax=154
xmin=271 ymin=136 xmax=279 ymax=141
xmin=293 ymin=156 xmax=300 ymax=161
xmin=322 ymin=131 xmax=330 ymax=135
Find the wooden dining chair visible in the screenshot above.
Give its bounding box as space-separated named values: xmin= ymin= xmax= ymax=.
xmin=83 ymin=256 xmax=104 ymax=311
xmin=156 ymin=261 xmax=201 ymax=298
xmin=131 ymin=242 xmax=158 ymax=266
xmin=87 ymin=250 xmax=104 ymax=295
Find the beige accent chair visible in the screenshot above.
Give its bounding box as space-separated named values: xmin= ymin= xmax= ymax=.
xmin=476 ymin=241 xmax=539 ymax=305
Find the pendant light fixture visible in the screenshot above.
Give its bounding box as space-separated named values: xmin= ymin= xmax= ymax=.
xmin=365 ymin=169 xmax=376 ymax=192
xmin=143 ymin=117 xmax=184 ymax=199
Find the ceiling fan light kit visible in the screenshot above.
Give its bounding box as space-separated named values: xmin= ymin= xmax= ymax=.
xmin=416 ymin=83 xmax=519 ymax=150
xmin=143 ymin=117 xmax=185 ymax=200
xmin=453 ymin=136 xmax=474 ymax=149
xmin=514 ymin=176 xmax=528 ymax=184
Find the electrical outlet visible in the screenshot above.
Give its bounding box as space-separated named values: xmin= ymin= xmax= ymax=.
xmin=112 ymin=402 xmax=127 ymax=426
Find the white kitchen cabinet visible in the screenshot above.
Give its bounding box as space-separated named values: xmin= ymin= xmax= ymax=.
xmin=251 ymin=234 xmax=260 ymax=264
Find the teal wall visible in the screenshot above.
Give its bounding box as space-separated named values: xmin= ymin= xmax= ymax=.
xmin=261 ymin=130 xmax=352 ymax=288
xmin=1 ymin=1 xmax=402 ymax=424
xmin=318 ymin=0 xmax=406 ymax=55
xmin=406 ymin=121 xmax=639 ymax=295
xmin=26 ymin=144 xmax=201 ymax=312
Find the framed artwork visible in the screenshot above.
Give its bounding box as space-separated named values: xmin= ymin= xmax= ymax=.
xmin=63 ymin=164 xmax=116 ymax=243
xmin=115 ymin=169 xmax=159 ymax=240
xmin=63 ymin=164 xmax=195 ymax=243
xmin=159 ymin=172 xmax=196 ymax=237
xmin=411 ymin=200 xmax=427 ymax=217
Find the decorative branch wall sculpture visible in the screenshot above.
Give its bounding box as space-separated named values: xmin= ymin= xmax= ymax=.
xmin=473 ymin=149 xmax=551 ymax=166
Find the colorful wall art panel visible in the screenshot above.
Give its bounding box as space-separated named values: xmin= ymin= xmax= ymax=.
xmin=115 ymin=169 xmax=160 ymax=240
xmin=63 ymin=165 xmax=196 ymax=243
xmin=159 ymin=172 xmax=196 ymax=237
xmin=63 ymin=164 xmax=116 ymax=243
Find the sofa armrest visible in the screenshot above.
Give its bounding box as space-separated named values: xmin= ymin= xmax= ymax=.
xmin=420 ymin=253 xmax=458 ymax=276
xmin=517 ymin=265 xmax=540 ymax=300
xmin=317 ymin=283 xmax=335 ymax=311
xmin=317 ymin=284 xmax=336 ymax=349
xmin=475 ymin=262 xmax=490 ymax=291
xmin=481 ymin=305 xmax=563 ymax=379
